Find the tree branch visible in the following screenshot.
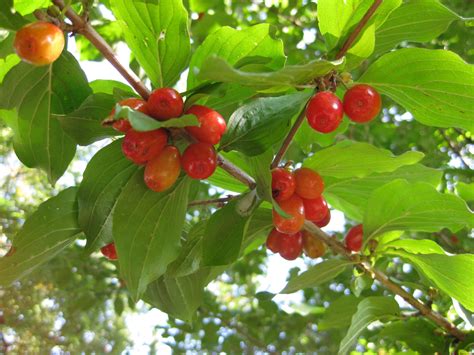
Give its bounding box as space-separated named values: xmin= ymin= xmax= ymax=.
xmin=188 ymin=195 xmax=237 ymax=207
xmin=439 ymin=129 xmax=470 ymax=169
xmin=47 ymin=0 xmax=256 ymax=190
xmin=303 ymin=221 xmax=466 ymax=341
xmin=335 ymin=0 xmax=383 ymax=60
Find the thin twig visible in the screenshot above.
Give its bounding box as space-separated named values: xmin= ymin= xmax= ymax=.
xmin=188 ymin=195 xmax=237 ymax=207
xmin=335 ymin=0 xmax=383 ymax=60
xmin=47 ymin=0 xmax=256 ymax=190
xmin=439 ymin=130 xmax=470 ymax=169
xmin=303 ymin=221 xmax=466 ymax=341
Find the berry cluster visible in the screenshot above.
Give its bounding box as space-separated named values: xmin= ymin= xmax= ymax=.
xmin=266 ymin=167 xmax=329 ymax=260
xmin=113 ymin=88 xmax=226 ymax=192
xmin=267 ymin=84 xmax=381 ymax=260
xmin=306 ymin=84 xmax=382 ymax=133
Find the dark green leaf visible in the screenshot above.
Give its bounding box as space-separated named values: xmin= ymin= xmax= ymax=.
xmin=245 ymin=149 xmax=273 ymax=201
xmin=339 ymin=297 xmax=400 ymax=354
xmin=111 ymin=0 xmax=191 ymax=87
xmin=78 ymin=140 xmax=139 ymax=253
xmin=359 ymin=48 xmax=474 ymax=131
xmin=318 ymin=295 xmax=361 ymax=331
xmin=113 ymin=173 xmax=193 ymax=299
xmin=281 ymin=259 xmax=353 ymax=294
xmin=0 ymin=0 xmax=28 ymax=30
xmin=57 ymin=93 xmax=118 ymax=146
xmin=220 ymin=91 xmax=311 ymax=156
xmin=0 ymin=188 xmax=81 ymax=286
xmin=0 ymin=52 xmax=91 ymax=183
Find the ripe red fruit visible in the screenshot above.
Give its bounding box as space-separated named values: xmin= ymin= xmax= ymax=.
xmin=279 ymin=232 xmax=303 ymax=260
xmin=181 ymin=142 xmax=217 ymax=179
xmin=144 ymin=145 xmax=181 ymax=192
xmin=343 ymin=84 xmax=381 ymax=123
xmin=14 ymin=22 xmax=65 ymax=66
xmin=315 ymin=209 xmax=331 ymax=228
xmin=148 ymin=88 xmax=184 ymax=120
xmin=272 ymin=194 xmax=305 ymax=234
xmin=303 ymin=196 xmax=329 ymax=222
xmin=306 ymin=91 xmax=343 ymax=133
xmin=101 ymin=243 xmax=118 ymax=260
xmin=294 ymin=168 xmax=324 ymax=199
xmin=111 ymin=98 xmax=150 ymax=133
xmin=266 ymin=228 xmax=283 ymax=253
xmin=122 ymin=128 xmax=168 ymax=165
xmin=345 ymin=224 xmax=364 ymax=252
xmin=185 ymin=105 xmax=227 ymax=145
xmin=302 ymin=230 xmax=326 ymax=258
xmin=271 ymin=168 xmax=296 ymax=202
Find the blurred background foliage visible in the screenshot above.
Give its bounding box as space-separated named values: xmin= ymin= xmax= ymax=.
xmin=0 ymin=0 xmax=472 ymax=353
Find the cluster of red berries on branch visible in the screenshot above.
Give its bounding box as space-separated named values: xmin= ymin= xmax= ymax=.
xmin=306 ymin=84 xmax=382 ymax=133
xmin=112 ymin=88 xmax=226 ymax=192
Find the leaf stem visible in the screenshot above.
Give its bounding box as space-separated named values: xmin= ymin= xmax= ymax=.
xmin=188 ymin=195 xmax=237 ymax=207
xmin=44 ymin=0 xmax=257 ymax=190
xmin=335 ymin=0 xmax=384 ymax=60
xmin=303 ymin=221 xmax=466 ymax=341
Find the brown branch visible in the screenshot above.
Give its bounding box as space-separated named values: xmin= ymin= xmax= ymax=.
xmin=188 ymin=195 xmax=237 ymax=207
xmin=48 ymin=0 xmax=257 ymax=190
xmin=335 ymin=0 xmax=383 ymax=60
xmin=270 ymin=104 xmax=308 ymax=169
xmin=303 ymin=221 xmax=466 ymax=341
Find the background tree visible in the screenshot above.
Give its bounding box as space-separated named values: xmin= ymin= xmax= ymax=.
xmin=0 ymin=0 xmax=473 ymax=353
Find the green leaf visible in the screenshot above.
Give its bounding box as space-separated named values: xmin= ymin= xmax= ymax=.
xmin=457 ymin=182 xmax=474 ymax=202
xmin=375 ymin=0 xmax=460 ymax=55
xmin=114 ymin=105 xmax=199 ymax=132
xmin=359 ymin=48 xmax=474 ymax=131
xmin=304 ymin=141 xmax=424 ymax=179
xmin=114 ymin=173 xmax=193 ymax=300
xmin=0 ymin=52 xmax=91 ymax=183
xmin=199 ymin=56 xmax=344 ymax=90
xmin=111 ymin=0 xmax=191 ymax=87
xmin=188 ymin=23 xmax=285 ymax=88
xmin=0 ymin=54 xmax=20 ymax=84
xmin=143 ymin=268 xmax=220 ymax=322
xmin=57 ymin=93 xmax=118 ymax=146
xmin=319 ymin=295 xmax=361 ymax=331
xmin=325 ymin=164 xmax=442 ymax=221
xmin=364 ymin=180 xmax=474 ymax=240
xmin=317 ymin=0 xmax=401 ymax=54
xmin=207 ymin=151 xmax=251 ymax=193
xmin=0 ymin=188 xmax=81 ymax=286
xmin=78 ymin=140 xmax=139 ymax=253
xmin=14 ymin=0 xmax=50 ymax=15
xmin=89 ymin=79 xmax=136 ymax=96
xmin=377 ymin=238 xmax=446 ymax=255
xmin=0 ymin=33 xmax=15 ymax=60
xmin=379 ymin=318 xmax=446 ymax=354
xmin=0 ymin=0 xmax=28 ymax=30
xmin=295 ymin=117 xmax=350 ymax=152
xmin=281 ymin=259 xmax=353 ymax=294
xmin=245 ymin=150 xmax=273 ymax=201
xmin=339 ymin=297 xmax=400 ymax=355
xmin=202 ymin=197 xmax=253 ymax=266
xmin=220 ymin=91 xmax=311 ymax=156
xmin=390 ymin=251 xmax=474 ymax=312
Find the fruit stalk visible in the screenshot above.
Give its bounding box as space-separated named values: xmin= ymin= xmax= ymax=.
xmin=303 ymin=221 xmax=466 ymax=341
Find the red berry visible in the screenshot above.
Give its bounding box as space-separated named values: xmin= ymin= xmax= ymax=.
xmin=266 ymin=228 xmax=283 ymax=253
xmin=111 ymin=98 xmax=150 ymax=133
xmin=101 ymin=243 xmax=118 ymax=260
xmin=185 ymin=105 xmax=227 ymax=145
xmin=14 ymin=22 xmax=65 ymax=66
xmin=181 ymin=142 xmax=217 ymax=179
xmin=294 ymin=168 xmax=324 ymax=199
xmin=345 ymin=224 xmax=364 ymax=252
xmin=144 ymin=145 xmax=181 ymax=192
xmin=302 ymin=230 xmax=326 ymax=258
xmin=279 ymin=232 xmax=303 ymax=260
xmin=343 ymin=84 xmax=381 ymax=123
xmin=306 ymin=91 xmax=343 ymax=133
xmin=315 ymin=209 xmax=331 ymax=228
xmin=272 ymin=194 xmax=305 ymax=234
xmin=271 ymin=168 xmax=296 ymax=202
xmin=148 ymin=88 xmax=184 ymax=120
xmin=122 ymin=128 xmax=168 ymax=165
xmin=450 ymin=235 xmax=459 ymax=244
xmin=303 ymin=196 xmax=329 ymax=222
